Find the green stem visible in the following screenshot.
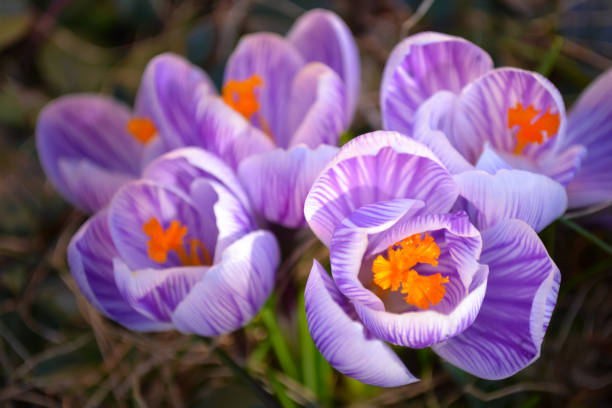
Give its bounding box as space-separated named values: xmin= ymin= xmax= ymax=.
xmin=559 ymin=218 xmax=612 ymax=256
xmin=200 ymin=337 xmax=281 ymax=408
xmin=261 ymin=300 xmax=299 ymax=380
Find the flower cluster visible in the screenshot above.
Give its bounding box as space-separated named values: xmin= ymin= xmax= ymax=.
xmin=36 ymin=8 xmax=612 ymax=388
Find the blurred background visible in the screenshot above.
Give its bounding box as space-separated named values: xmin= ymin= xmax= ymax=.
xmin=1 ymin=0 xmax=611 ymax=406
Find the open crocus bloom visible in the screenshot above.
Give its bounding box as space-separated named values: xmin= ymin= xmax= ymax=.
xmin=303 ymin=131 xmax=561 ymax=386
xmin=68 ymin=147 xmax=279 ymax=334
xmin=381 ymin=32 xmax=612 ymax=210
xmin=214 ymin=8 xmax=360 ymax=227
xmin=37 ymin=54 xmax=215 ymax=213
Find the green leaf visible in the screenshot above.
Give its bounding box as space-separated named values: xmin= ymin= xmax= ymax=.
xmin=261 ymin=299 xmax=299 ymax=380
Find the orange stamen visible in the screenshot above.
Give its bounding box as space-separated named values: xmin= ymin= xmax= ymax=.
xmin=222 ymin=74 xmax=274 ymax=140
xmin=222 ymin=74 xmax=264 ymax=120
xmin=143 ymin=218 xmax=212 ymax=266
xmin=372 ymin=233 xmax=448 ymax=309
xmin=508 ymin=103 xmax=560 ymax=154
xmin=127 ymin=117 xmax=157 ymax=144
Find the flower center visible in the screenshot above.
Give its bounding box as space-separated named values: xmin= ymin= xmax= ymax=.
xmin=222 ymin=74 xmax=273 ymax=138
xmin=143 ymin=217 xmax=212 ymax=266
xmin=371 ymin=233 xmax=449 ymax=310
xmin=127 ymin=117 xmax=157 ymax=144
xmin=507 ymin=103 xmax=560 ymax=155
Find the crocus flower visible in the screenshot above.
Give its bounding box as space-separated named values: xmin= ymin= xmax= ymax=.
xmin=380 ymin=32 xmax=612 ymax=210
xmin=205 ymin=8 xmax=360 ymax=227
xmin=303 ymin=131 xmax=561 ymax=386
xmin=36 ymin=54 xmax=216 ymax=213
xmin=68 ymin=147 xmax=279 ymax=334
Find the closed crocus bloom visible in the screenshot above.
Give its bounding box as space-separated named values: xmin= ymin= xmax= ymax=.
xmin=68 ymin=147 xmax=279 ymax=335
xmin=189 ymin=8 xmax=360 ymax=228
xmin=303 ymin=131 xmax=561 ymax=386
xmin=37 ymin=53 xmax=217 ymax=213
xmin=380 ymin=32 xmax=611 ymax=211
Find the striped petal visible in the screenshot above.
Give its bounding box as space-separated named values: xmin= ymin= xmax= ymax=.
xmin=305 ymin=131 xmax=458 ymax=247
xmin=238 ymin=145 xmax=338 ymax=228
xmin=288 ymin=9 xmax=360 ymax=119
xmin=564 ymin=68 xmax=612 ymax=208
xmin=305 ymin=260 xmax=418 ymax=387
xmin=108 ymin=180 xmax=209 ymax=270
xmin=67 ymin=210 xmax=167 ymax=331
xmin=381 ymin=32 xmax=493 ymax=135
xmin=172 ymin=230 xmax=279 ymax=336
xmin=36 ymin=95 xmax=143 ymax=212
xmin=114 ymin=260 xmax=207 ymax=323
xmin=224 ymin=33 xmax=305 ymax=148
xmin=135 ymin=53 xmax=215 ymax=150
xmin=433 ymin=219 xmax=560 ymax=379
xmin=288 ymin=62 xmax=347 ymax=148
xmin=455 ymin=169 xmax=567 ymax=232
xmin=193 ymin=96 xmax=275 ymax=170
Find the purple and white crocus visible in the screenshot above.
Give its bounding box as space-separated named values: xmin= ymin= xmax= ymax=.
xmin=68 ymin=147 xmax=279 ymax=334
xmin=381 ymin=32 xmax=612 ymax=210
xmin=303 ymin=131 xmax=561 ymax=386
xmin=38 ymin=9 xmax=359 ymax=229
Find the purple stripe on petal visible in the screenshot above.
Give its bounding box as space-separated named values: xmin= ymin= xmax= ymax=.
xmin=36 ymin=95 xmax=143 ymax=212
xmin=305 ymin=260 xmax=418 ymax=387
xmin=455 ymin=68 xmax=566 ymax=163
xmin=288 ymin=62 xmax=347 ymax=148
xmin=135 ymin=53 xmax=215 ymax=150
xmin=238 ymin=145 xmax=338 ymax=228
xmin=305 ymin=131 xmax=457 ymax=247
xmin=330 ymin=199 xmax=426 ymax=309
xmin=172 ymin=230 xmax=279 ymax=336
xmin=563 ymin=68 xmax=612 ymax=208
xmin=109 ymin=180 xmax=206 ymax=270
xmin=114 ymin=259 xmax=207 ymax=323
xmin=288 ymin=9 xmax=361 ymax=120
xmin=354 ymin=264 xmax=488 ymax=349
xmin=68 ymin=210 xmax=167 ymax=331
xmin=224 ymin=33 xmax=305 ymax=148
xmin=455 ymin=169 xmax=568 ymax=232
xmin=433 ymin=219 xmax=560 ymax=379
xmin=412 ymin=92 xmax=475 ymax=174
xmin=381 ymin=32 xmax=493 ymax=134
xmin=143 ymin=147 xmax=253 ymax=211
xmin=193 ymin=96 xmax=276 ymax=170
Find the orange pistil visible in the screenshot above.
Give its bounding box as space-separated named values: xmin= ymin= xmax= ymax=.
xmin=143 ymin=218 xmax=212 ymax=266
xmin=127 ymin=117 xmax=157 ymax=144
xmin=371 ymin=233 xmax=449 ymax=309
xmin=222 ymin=74 xmax=273 ymax=139
xmin=507 ymin=103 xmax=560 ymax=154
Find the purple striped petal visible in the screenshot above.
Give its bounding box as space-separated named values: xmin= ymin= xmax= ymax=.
xmin=433 ymin=219 xmax=560 ymax=379
xmin=305 ymin=260 xmax=418 ymax=387
xmin=354 ymin=264 xmax=488 ymax=349
xmin=288 ymin=62 xmax=347 ymax=148
xmin=412 ymin=92 xmax=475 ymax=174
xmin=193 ymin=96 xmax=276 ymax=170
xmin=143 ymin=147 xmax=252 ymax=211
xmin=36 ymin=95 xmax=143 ymax=212
xmin=330 ymin=199 xmax=426 ymax=309
xmin=564 ymin=68 xmax=612 ymax=208
xmin=108 ymin=180 xmax=209 ymax=270
xmin=224 ymin=33 xmax=305 ymax=148
xmin=305 ymin=131 xmax=458 ymax=247
xmin=238 ymin=145 xmax=338 ymax=228
xmin=114 ymin=259 xmax=207 ymax=323
xmin=288 ymin=9 xmax=360 ymax=119
xmin=474 ymin=144 xmax=512 ymax=173
xmin=67 ymin=210 xmax=168 ymax=331
xmin=172 ymin=230 xmax=279 ymax=336
xmin=455 ymin=169 xmax=567 ymax=232
xmin=381 ymin=32 xmax=493 ymax=134
xmin=454 ymin=68 xmax=567 ymax=164
xmin=135 ymin=53 xmax=215 ymax=150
